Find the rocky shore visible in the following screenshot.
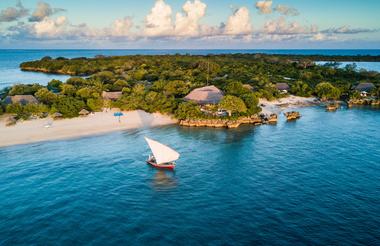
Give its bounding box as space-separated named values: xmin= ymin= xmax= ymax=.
xmin=326 ymin=102 xmax=340 ymax=111
xmin=179 ymin=114 xmax=278 ymax=129
xmin=284 ymin=111 xmax=301 ymax=121
xmin=259 ymin=96 xmax=319 ymax=115
xmin=20 ymin=67 xmax=78 ymax=76
xmin=348 ymin=99 xmax=380 ymax=107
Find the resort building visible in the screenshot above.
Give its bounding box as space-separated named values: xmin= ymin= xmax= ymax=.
xmin=4 ymin=95 xmax=39 ymax=105
xmin=79 ymin=109 xmax=90 ymax=116
xmin=184 ymin=85 xmax=224 ymax=105
xmin=355 ymin=83 xmax=375 ymax=97
xmin=275 ymin=83 xmax=290 ymax=94
xmin=102 ymin=91 xmax=122 ymax=101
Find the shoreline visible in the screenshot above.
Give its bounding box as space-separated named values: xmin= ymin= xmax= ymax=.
xmin=259 ymin=96 xmax=320 ymax=115
xmin=0 ymin=96 xmax=320 ymax=148
xmin=0 ymin=110 xmax=177 ymax=148
xmin=0 ymin=96 xmax=370 ymax=148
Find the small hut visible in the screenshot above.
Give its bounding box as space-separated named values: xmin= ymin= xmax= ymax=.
xmin=355 ymin=83 xmax=375 ymax=97
xmin=184 ymin=86 xmax=224 ymax=105
xmin=355 ymin=83 xmax=375 ymax=92
xmin=275 ymin=83 xmax=290 ymax=94
xmin=52 ymin=112 xmax=63 ymax=119
xmin=79 ymin=109 xmax=90 ymax=116
xmin=4 ymin=95 xmax=39 ymax=105
xmin=102 ymin=91 xmax=122 ymax=101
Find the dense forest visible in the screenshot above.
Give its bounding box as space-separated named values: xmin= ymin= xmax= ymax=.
xmin=1 ymin=54 xmax=379 ymax=120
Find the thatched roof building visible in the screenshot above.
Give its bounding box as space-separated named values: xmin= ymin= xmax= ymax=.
xmin=4 ymin=95 xmax=39 ymax=105
xmin=79 ymin=109 xmax=90 ymax=116
xmin=102 ymin=91 xmax=122 ymax=101
xmin=275 ymin=83 xmax=290 ymax=91
xmin=355 ymin=83 xmax=375 ymax=92
xmin=184 ymin=85 xmax=224 ymax=105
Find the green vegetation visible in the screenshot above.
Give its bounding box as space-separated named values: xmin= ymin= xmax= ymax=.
xmin=219 ymin=95 xmax=247 ymax=116
xmin=174 ymin=102 xmax=202 ymax=120
xmin=9 ymin=84 xmax=43 ymax=96
xmin=290 ymin=81 xmax=313 ymax=97
xmin=6 ymin=103 xmax=48 ymax=120
xmin=315 ymin=82 xmax=341 ymax=101
xmin=35 ymin=88 xmax=57 ymax=105
xmin=1 ymin=53 xmax=379 ymax=120
xmin=51 ymin=96 xmax=86 ymax=118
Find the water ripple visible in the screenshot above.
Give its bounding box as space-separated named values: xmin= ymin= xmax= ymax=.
xmin=0 ymin=107 xmax=379 ymax=245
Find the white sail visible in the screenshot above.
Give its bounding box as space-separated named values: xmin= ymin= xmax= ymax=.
xmin=145 ymin=137 xmax=180 ymax=164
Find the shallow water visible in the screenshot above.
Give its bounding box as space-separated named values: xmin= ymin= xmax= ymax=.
xmin=0 ymin=106 xmax=379 ymax=245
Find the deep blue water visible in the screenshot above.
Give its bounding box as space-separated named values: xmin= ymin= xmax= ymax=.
xmin=1 ymin=49 xmax=380 ymax=89
xmin=1 ymin=107 xmax=379 ymax=245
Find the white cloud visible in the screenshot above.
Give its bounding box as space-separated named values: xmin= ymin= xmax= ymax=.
xmin=263 ymin=17 xmax=309 ymax=34
xmin=274 ymin=5 xmax=299 ymax=16
xmin=0 ymin=0 xmax=28 ymax=22
xmin=255 ymin=0 xmax=272 ymax=14
xmin=312 ymin=33 xmax=325 ymax=41
xmin=110 ymin=17 xmax=133 ymax=37
xmin=29 ymin=2 xmax=65 ymax=22
xmin=34 ymin=16 xmax=68 ymax=37
xmin=144 ymin=0 xmax=173 ymax=37
xmin=32 ymin=16 xmax=93 ymax=38
xmin=224 ymin=7 xmax=252 ymax=36
xmin=174 ymin=0 xmax=207 ymax=37
xmin=2 ymin=0 xmax=376 ymax=46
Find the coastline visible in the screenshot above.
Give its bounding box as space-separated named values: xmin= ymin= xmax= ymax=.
xmin=0 ymin=110 xmax=177 ymax=148
xmin=259 ymin=96 xmax=320 ymax=115
xmin=0 ymin=96 xmax=320 ymax=147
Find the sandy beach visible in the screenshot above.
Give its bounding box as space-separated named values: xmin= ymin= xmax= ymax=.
xmin=0 ymin=110 xmax=177 ymax=148
xmin=259 ymin=96 xmax=320 ymax=115
xmin=0 ymin=96 xmax=319 ymax=148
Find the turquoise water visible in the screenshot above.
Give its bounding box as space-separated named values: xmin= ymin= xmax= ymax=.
xmin=1 ymin=107 xmax=379 ymax=245
xmin=1 ymin=49 xmax=380 ymax=89
xmin=316 ymin=61 xmax=380 ymax=72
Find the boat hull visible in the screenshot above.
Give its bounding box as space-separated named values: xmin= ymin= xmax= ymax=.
xmin=147 ymin=160 xmax=175 ymax=170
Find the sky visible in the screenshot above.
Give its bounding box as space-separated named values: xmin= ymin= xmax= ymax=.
xmin=0 ymin=0 xmax=379 ymax=49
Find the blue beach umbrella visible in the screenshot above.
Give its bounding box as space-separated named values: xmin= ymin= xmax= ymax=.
xmin=113 ymin=112 xmax=124 ymax=122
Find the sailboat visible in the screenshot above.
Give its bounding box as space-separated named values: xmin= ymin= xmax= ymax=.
xmin=145 ymin=137 xmax=180 ymax=170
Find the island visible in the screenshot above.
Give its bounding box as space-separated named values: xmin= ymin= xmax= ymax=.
xmin=1 ymin=54 xmax=379 ymax=134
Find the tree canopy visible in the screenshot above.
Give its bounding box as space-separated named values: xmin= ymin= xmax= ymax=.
xmin=1 ymin=53 xmax=378 ymax=120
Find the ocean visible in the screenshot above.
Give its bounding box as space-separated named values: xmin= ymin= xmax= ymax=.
xmin=1 ymin=50 xmax=380 ymax=244
xmin=0 ymin=107 xmax=379 ymax=245
xmin=1 ymin=49 xmax=380 ymax=89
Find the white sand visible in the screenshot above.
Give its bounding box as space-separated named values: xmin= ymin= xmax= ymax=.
xmin=259 ymin=96 xmax=320 ymax=115
xmin=0 ymin=110 xmax=177 ymax=148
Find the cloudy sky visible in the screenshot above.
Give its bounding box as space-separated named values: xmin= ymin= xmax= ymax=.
xmin=0 ymin=0 xmax=379 ymax=49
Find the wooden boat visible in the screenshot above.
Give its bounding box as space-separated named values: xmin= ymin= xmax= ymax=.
xmin=145 ymin=137 xmax=180 ymax=170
